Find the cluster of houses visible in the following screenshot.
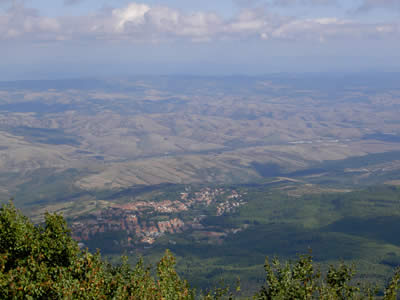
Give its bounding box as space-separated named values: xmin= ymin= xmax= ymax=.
xmin=71 ymin=187 xmax=244 ymax=245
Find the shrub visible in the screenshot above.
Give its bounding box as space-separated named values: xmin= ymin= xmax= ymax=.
xmin=0 ymin=201 xmax=194 ymax=299
xmin=1 ymin=201 xmax=400 ymax=299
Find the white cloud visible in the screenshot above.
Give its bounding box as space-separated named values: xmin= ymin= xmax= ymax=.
xmin=0 ymin=4 xmax=61 ymax=40
xmin=113 ymin=3 xmax=150 ymax=32
xmin=0 ymin=1 xmax=399 ymax=43
xmin=271 ymin=18 xmax=399 ymax=41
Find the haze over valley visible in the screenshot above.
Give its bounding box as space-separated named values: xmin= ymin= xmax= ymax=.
xmin=1 ymin=74 xmax=400 ymax=290
xmin=1 ymin=74 xmax=400 ymax=200
xmin=2 ymin=0 xmax=400 ymax=294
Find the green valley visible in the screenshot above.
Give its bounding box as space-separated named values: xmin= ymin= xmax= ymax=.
xmin=1 ymin=74 xmax=400 ymax=295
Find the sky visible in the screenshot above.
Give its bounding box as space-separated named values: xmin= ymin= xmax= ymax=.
xmin=0 ymin=0 xmax=400 ymax=79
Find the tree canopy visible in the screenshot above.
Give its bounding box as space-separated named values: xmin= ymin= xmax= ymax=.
xmin=1 ymin=201 xmax=400 ymax=299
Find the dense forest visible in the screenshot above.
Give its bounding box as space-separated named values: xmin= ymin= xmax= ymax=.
xmin=1 ymin=201 xmax=400 ymax=299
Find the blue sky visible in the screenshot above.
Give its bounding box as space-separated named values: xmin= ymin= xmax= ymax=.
xmin=0 ymin=0 xmax=399 ymax=79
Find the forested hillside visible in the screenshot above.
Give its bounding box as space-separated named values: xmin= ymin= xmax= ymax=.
xmin=2 ymin=201 xmax=400 ymax=299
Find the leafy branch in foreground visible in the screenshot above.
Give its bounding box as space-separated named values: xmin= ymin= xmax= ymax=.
xmin=255 ymin=253 xmax=400 ymax=300
xmin=0 ymin=201 xmax=195 ymax=299
xmin=1 ymin=200 xmax=400 ymax=299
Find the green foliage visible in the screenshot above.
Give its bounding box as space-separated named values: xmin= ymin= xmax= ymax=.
xmin=256 ymin=253 xmax=400 ymax=300
xmin=1 ymin=200 xmax=400 ymax=299
xmin=383 ymin=268 xmax=400 ymax=300
xmin=0 ymin=201 xmax=195 ymax=299
xmin=256 ymin=254 xmax=320 ymax=299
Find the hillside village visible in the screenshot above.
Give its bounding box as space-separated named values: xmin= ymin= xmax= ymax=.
xmin=71 ymin=187 xmax=245 ymax=245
